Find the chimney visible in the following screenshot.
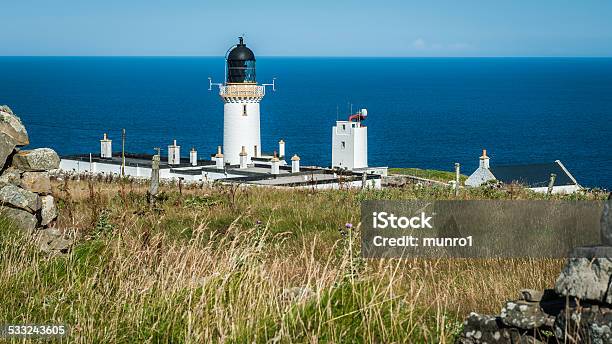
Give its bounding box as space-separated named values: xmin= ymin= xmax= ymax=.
xmin=278 ymin=139 xmax=285 ymax=158
xmin=291 ymin=154 xmax=300 ymax=173
xmin=215 ymin=145 xmax=224 ymax=170
xmin=479 ymin=149 xmax=490 ymax=169
xmin=168 ymin=139 xmax=181 ymax=165
xmin=190 ymin=147 xmax=197 ymax=166
xmin=239 ymin=146 xmax=248 ymax=169
xmin=270 ymin=151 xmax=280 ymax=175
xmin=100 ymin=133 xmax=112 ymax=159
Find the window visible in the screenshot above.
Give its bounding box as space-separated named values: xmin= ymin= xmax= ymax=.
xmin=341 ymin=141 xmax=346 ymax=149
xmin=342 ymin=124 xmax=346 ymax=130
xmin=243 ymin=104 xmax=247 ymax=116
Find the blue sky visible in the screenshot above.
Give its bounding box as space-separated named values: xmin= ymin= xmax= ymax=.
xmin=1 ymin=0 xmax=611 ymax=56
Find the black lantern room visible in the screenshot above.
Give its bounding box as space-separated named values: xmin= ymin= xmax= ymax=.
xmin=226 ymin=37 xmax=256 ymax=84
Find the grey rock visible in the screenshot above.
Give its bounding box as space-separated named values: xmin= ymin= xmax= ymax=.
xmin=11 ymin=148 xmax=60 ymax=171
xmin=555 ymin=257 xmax=612 ymax=304
xmin=37 ymin=228 xmax=73 ymax=253
xmin=0 ymin=184 xmax=41 ymax=212
xmin=519 ymin=289 xmax=544 ymax=302
xmin=0 ymin=132 xmax=17 ymax=169
xmin=554 ymin=306 xmax=612 ymax=344
xmin=603 ymin=198 xmax=612 ymax=245
xmin=40 ymin=195 xmax=57 ymax=226
xmin=455 ymin=312 xmax=544 ymax=344
xmin=0 ymin=206 xmax=37 ymax=231
xmin=0 ymin=167 xmax=22 ymax=187
xmin=0 ymin=105 xmax=29 ymax=146
xmin=500 ymin=300 xmax=554 ymax=329
xmin=20 ymin=171 xmax=51 ymax=194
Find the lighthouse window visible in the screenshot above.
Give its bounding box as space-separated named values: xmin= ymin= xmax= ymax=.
xmin=342 ymin=124 xmax=346 ymax=130
xmin=341 ymin=141 xmax=346 ymax=149
xmin=243 ymin=105 xmax=247 ymax=116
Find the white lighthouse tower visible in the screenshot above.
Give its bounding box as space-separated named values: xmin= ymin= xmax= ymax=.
xmin=210 ymin=37 xmax=275 ymax=165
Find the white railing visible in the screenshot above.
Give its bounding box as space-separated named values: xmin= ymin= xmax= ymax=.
xmin=219 ymin=85 xmax=265 ymax=98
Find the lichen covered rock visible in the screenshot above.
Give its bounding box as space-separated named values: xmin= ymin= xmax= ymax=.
xmin=0 ymin=105 xmax=29 ymax=146
xmin=0 ymin=206 xmax=37 ymax=231
xmin=0 ymin=167 xmax=21 ymax=187
xmin=500 ymin=300 xmax=554 ymax=330
xmin=40 ymin=195 xmax=57 ymax=226
xmin=11 ymin=148 xmax=60 ymax=171
xmin=555 ymin=257 xmax=612 ymax=304
xmin=0 ymin=184 xmax=41 ymax=212
xmin=455 ymin=312 xmax=545 ymax=344
xmin=0 ymin=132 xmax=17 ymax=168
xmin=554 ymin=305 xmax=612 ymax=344
xmin=21 ymin=171 xmax=51 ymax=194
xmin=37 ymin=227 xmax=73 ymax=253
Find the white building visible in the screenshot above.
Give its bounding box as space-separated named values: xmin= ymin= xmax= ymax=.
xmin=465 ymin=149 xmax=581 ymax=194
xmin=332 ymin=109 xmax=368 ymax=170
xmin=58 ymin=38 xmax=386 ymax=190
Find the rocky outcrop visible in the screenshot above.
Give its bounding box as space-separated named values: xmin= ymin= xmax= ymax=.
xmin=456 ymin=197 xmax=612 ymax=344
xmin=0 ymin=105 xmax=60 ymax=235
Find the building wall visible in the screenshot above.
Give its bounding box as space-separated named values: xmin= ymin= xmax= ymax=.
xmin=332 ymin=121 xmax=368 ymax=170
xmin=60 ymin=159 xmax=152 ymax=178
xmin=224 ymin=102 xmax=261 ymax=165
xmin=529 ymin=185 xmax=581 ymax=194
xmin=465 ymin=167 xmax=496 ymax=187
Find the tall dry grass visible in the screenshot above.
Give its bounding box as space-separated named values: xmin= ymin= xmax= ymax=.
xmin=1 ymin=179 xmax=600 ymax=343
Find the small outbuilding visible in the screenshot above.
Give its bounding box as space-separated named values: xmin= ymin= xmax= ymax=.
xmin=465 ymin=150 xmax=581 ymax=194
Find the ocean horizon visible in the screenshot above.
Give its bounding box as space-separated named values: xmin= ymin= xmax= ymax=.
xmin=1 ymin=56 xmax=610 ymax=189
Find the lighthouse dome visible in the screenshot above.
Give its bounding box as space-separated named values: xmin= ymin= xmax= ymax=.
xmin=226 ymin=37 xmax=256 ymax=83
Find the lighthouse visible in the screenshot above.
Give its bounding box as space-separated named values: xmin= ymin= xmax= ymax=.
xmin=210 ymin=37 xmax=275 ymax=165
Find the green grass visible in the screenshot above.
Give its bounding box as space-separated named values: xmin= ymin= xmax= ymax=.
xmin=389 ymin=167 xmax=468 ymax=183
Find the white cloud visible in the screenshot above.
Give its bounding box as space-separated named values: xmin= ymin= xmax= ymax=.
xmin=412 ymin=38 xmax=426 ymax=50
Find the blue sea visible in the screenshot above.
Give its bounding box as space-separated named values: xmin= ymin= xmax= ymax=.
xmin=0 ymin=57 xmax=610 ymax=189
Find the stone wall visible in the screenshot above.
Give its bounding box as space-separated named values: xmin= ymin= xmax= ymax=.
xmin=0 ymin=105 xmax=69 ymax=252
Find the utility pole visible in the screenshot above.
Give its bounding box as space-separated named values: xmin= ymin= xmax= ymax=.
xmin=547 ymin=173 xmax=557 ymax=195
xmin=121 ymin=128 xmax=126 ymax=177
xmin=454 ymin=163 xmax=461 ymax=197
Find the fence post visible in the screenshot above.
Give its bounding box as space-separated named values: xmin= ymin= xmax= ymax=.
xmin=148 ymin=154 xmax=160 ymax=206
xmin=454 ymin=163 xmax=460 ymax=197
xmin=547 ymin=173 xmax=557 ymax=195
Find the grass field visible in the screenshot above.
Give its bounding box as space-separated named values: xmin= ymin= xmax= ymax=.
xmin=388 ymin=168 xmax=468 ymax=183
xmin=0 ymin=178 xmax=606 ymax=343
